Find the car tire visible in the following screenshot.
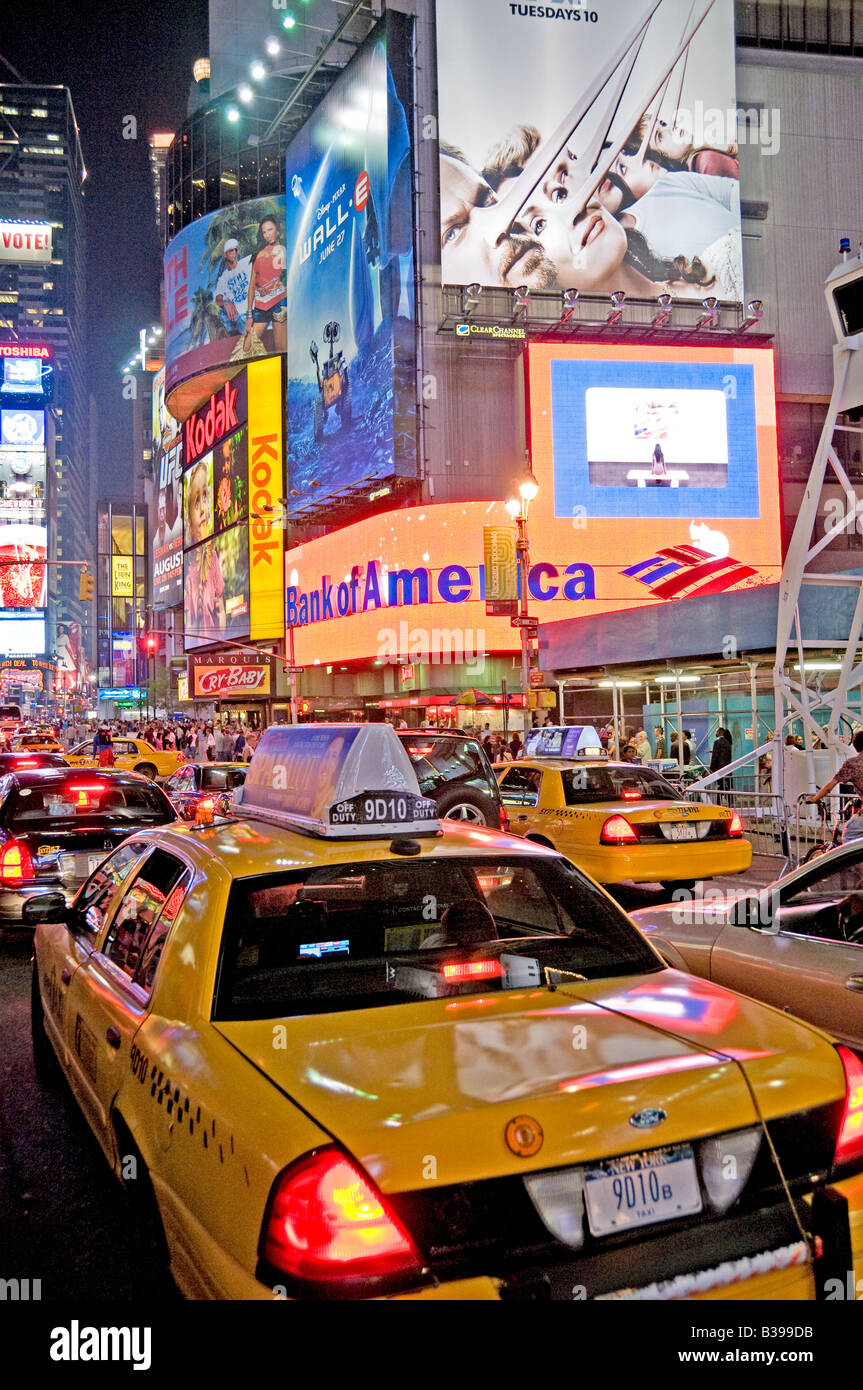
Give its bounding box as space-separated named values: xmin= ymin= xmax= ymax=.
xmin=437 ymin=792 xmax=492 ymax=826
xmin=660 ymin=879 xmax=697 ymax=892
xmin=134 ymin=763 xmax=158 ymax=780
xmin=113 ymin=1117 xmax=176 ymax=1290
xmin=31 ymin=966 xmax=62 ymax=1086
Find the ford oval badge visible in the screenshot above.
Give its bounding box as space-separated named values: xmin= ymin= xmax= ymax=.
xmin=629 ymin=1107 xmax=667 ymax=1130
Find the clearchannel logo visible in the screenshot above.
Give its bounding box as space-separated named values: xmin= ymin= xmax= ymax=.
xmin=455 ymin=322 xmax=526 ymax=340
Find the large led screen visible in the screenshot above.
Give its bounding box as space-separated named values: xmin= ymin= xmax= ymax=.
xmin=163 ymin=193 xmax=286 ymax=409
xmin=284 ymin=344 xmax=781 ymax=666
xmin=150 ymin=368 xmax=183 ymax=609
xmin=283 ymin=11 xmax=415 ymax=519
xmin=184 ymin=526 xmax=250 ymax=650
xmin=435 ymin=0 xmax=742 ymax=301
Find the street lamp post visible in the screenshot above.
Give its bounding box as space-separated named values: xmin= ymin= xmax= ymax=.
xmin=506 ymin=467 xmax=539 ymax=737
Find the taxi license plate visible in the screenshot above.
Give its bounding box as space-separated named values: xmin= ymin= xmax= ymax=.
xmin=584 ymin=1145 xmax=702 ymax=1236
xmin=60 ymin=853 xmax=104 ymax=878
xmin=665 ymin=823 xmax=698 ymax=841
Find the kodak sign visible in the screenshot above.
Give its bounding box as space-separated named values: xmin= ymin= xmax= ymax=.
xmin=247 ymin=357 xmax=284 ymax=641
xmin=183 ymin=375 xmax=247 ymax=466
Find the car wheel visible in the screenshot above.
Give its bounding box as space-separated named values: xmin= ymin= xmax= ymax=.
xmin=113 ymin=1117 xmax=175 ymax=1277
xmin=438 ymin=795 xmax=491 ymax=825
xmin=31 ymin=966 xmax=62 ymax=1086
xmin=134 ymin=763 xmax=157 ymax=780
xmin=660 ymin=879 xmax=697 ymax=892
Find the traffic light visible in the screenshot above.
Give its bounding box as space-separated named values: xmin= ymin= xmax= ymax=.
xmin=78 ymin=570 xmax=95 ymax=601
xmin=145 ymin=634 xmax=158 ymax=654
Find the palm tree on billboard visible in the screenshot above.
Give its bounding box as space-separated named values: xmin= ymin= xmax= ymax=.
xmin=201 ymin=197 xmax=284 ymax=284
xmin=188 ymin=285 xmax=225 ymax=346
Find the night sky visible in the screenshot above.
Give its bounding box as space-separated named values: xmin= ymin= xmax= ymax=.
xmin=1 ymin=0 xmax=209 ymax=496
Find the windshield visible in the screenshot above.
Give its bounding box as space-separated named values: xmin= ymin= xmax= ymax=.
xmin=6 ymin=780 xmax=174 ymax=830
xmin=214 ymin=854 xmax=659 ymax=1020
xmin=561 ymin=766 xmax=680 ymax=805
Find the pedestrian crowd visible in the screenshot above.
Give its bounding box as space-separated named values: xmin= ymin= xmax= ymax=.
xmin=57 ymin=718 xmax=261 ymax=765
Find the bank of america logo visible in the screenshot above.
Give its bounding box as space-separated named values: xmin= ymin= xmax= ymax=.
xmin=622 ymin=544 xmax=757 ymax=600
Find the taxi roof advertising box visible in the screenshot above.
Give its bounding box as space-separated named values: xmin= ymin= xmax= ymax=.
xmin=163 ymin=193 xmax=285 ymax=419
xmin=283 ymin=11 xmax=415 ymax=520
xmin=233 ymin=723 xmax=439 ymax=837
xmin=284 ymin=343 xmax=780 ymax=666
xmin=435 ymin=0 xmax=742 ymax=302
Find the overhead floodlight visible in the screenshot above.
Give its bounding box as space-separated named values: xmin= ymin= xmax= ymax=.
xmin=740 ymin=298 xmax=763 ymax=331
xmin=512 ymin=284 xmax=530 ymax=319
xmin=266 ymin=37 xmax=281 ymax=56
xmin=250 ymin=61 xmax=266 ymax=81
xmin=518 ymin=468 xmax=539 ymax=504
xmin=651 ymin=291 xmax=673 ymax=328
xmin=655 ymin=673 xmax=701 ymax=684
xmin=226 ymin=106 xmax=240 ymax=123
xmin=561 ymin=288 xmax=578 ymax=323
xmin=238 ymin=85 xmax=254 ymax=104
xmin=598 ymin=678 xmax=641 ymax=689
xmin=282 ymin=12 xmax=296 ymax=28
xmin=696 ymin=295 xmax=720 ymax=330
xmin=462 ymin=282 xmax=481 ymax=314
xmin=606 ymin=290 xmax=626 ymax=327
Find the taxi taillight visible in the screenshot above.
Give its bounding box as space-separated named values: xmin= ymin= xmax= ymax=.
xmin=260 ymin=1148 xmax=424 ymax=1293
xmin=195 ymin=797 xmax=216 ymax=826
xmin=728 ymin=812 xmax=744 ymax=837
xmin=834 ymin=1046 xmax=863 ymax=1171
xmin=0 ymin=838 xmax=35 ymax=884
xmin=600 ymin=815 xmax=638 ymax=845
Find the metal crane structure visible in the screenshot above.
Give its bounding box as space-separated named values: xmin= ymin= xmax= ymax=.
xmin=772 ymin=242 xmax=863 ymax=806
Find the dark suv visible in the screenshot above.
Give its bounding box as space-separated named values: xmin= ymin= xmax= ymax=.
xmin=396 ymin=730 xmax=507 ymax=829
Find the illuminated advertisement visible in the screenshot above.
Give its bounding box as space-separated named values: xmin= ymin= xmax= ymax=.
xmin=111 ymin=555 xmax=134 ymax=597
xmin=0 ymin=408 xmax=44 ymax=449
xmin=150 ymin=367 xmax=183 ymax=609
xmin=247 ymin=356 xmax=284 ymax=640
xmin=285 ymin=344 xmax=780 ymax=665
xmin=189 ymin=650 xmax=273 ymax=699
xmin=0 ymin=618 xmax=46 ymax=657
xmin=184 ymin=526 xmax=250 ymax=650
xmin=283 ymin=11 xmax=415 ymax=519
xmin=0 ymin=448 xmax=45 ymax=519
xmin=163 ymin=193 xmax=286 ymax=412
xmin=0 ymin=220 xmax=52 ymax=263
xmin=0 ymin=344 xmax=54 ymax=406
xmin=435 ymin=0 xmax=742 ymax=301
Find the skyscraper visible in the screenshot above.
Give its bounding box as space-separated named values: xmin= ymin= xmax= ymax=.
xmin=0 ymin=83 xmax=93 ymax=669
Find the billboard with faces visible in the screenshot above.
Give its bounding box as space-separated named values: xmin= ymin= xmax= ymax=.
xmin=435 ymin=0 xmax=742 ymax=303
xmin=150 ymin=368 xmax=184 ymax=609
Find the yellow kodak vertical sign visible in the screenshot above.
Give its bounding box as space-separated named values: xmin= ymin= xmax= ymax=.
xmin=247 ymin=357 xmax=285 ymax=640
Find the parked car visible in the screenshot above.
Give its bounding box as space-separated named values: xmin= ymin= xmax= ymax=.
xmin=163 ymin=762 xmax=248 ymax=820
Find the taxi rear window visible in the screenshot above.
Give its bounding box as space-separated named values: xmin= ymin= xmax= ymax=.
xmin=561 ymin=767 xmax=679 ymax=805
xmin=214 ymin=855 xmax=659 ymax=1020
xmin=5 ymin=780 xmax=174 ymax=830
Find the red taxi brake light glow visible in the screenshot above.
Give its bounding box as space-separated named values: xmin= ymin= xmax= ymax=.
xmin=834 ymin=1046 xmax=863 ymax=1169
xmin=442 ymin=960 xmax=504 ymax=981
xmin=14 ymin=759 xmax=37 ymax=768
xmin=69 ymin=783 xmax=105 ymax=792
xmin=0 ymin=839 xmax=35 ymax=884
xmin=621 ymin=790 xmax=642 ymax=800
xmin=260 ymin=1148 xmax=423 ymax=1291
xmin=728 ymin=812 xmax=744 ymax=837
xmin=600 ymin=815 xmax=638 ymax=845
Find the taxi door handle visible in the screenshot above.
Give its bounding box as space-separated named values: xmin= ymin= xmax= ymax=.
xmin=106 ymin=1026 xmax=122 ymax=1049
xmin=845 ymin=975 xmax=863 ymax=993
xmin=61 ymin=968 xmax=71 ymax=986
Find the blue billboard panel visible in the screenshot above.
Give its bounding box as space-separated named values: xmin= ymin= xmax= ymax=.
xmin=284 ymin=12 xmax=415 ymax=520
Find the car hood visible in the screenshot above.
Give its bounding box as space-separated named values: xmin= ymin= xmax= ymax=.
xmin=214 ymin=969 xmax=843 ymax=1191
xmin=630 ymin=890 xmax=752 ymax=931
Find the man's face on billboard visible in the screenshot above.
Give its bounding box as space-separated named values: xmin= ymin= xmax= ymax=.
xmin=158 ymin=493 xmax=166 ymax=528
xmin=440 ymin=153 xmax=556 ymax=290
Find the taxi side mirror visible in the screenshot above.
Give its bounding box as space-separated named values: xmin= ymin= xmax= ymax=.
xmin=22 ymin=892 xmax=67 ymax=926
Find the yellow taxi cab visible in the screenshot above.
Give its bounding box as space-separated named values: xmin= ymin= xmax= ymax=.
xmin=10 ymin=730 xmax=64 ymax=754
xmin=65 ymin=736 xmax=184 ymax=780
xmin=28 ymin=724 xmax=863 ymax=1301
xmin=495 ymin=726 xmax=752 ymax=889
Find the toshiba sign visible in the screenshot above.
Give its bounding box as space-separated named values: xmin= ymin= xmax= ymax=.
xmin=0 ymin=221 xmax=52 ymax=264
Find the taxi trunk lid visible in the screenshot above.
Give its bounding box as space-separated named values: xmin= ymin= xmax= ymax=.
xmin=214 ymin=970 xmax=844 ymax=1193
